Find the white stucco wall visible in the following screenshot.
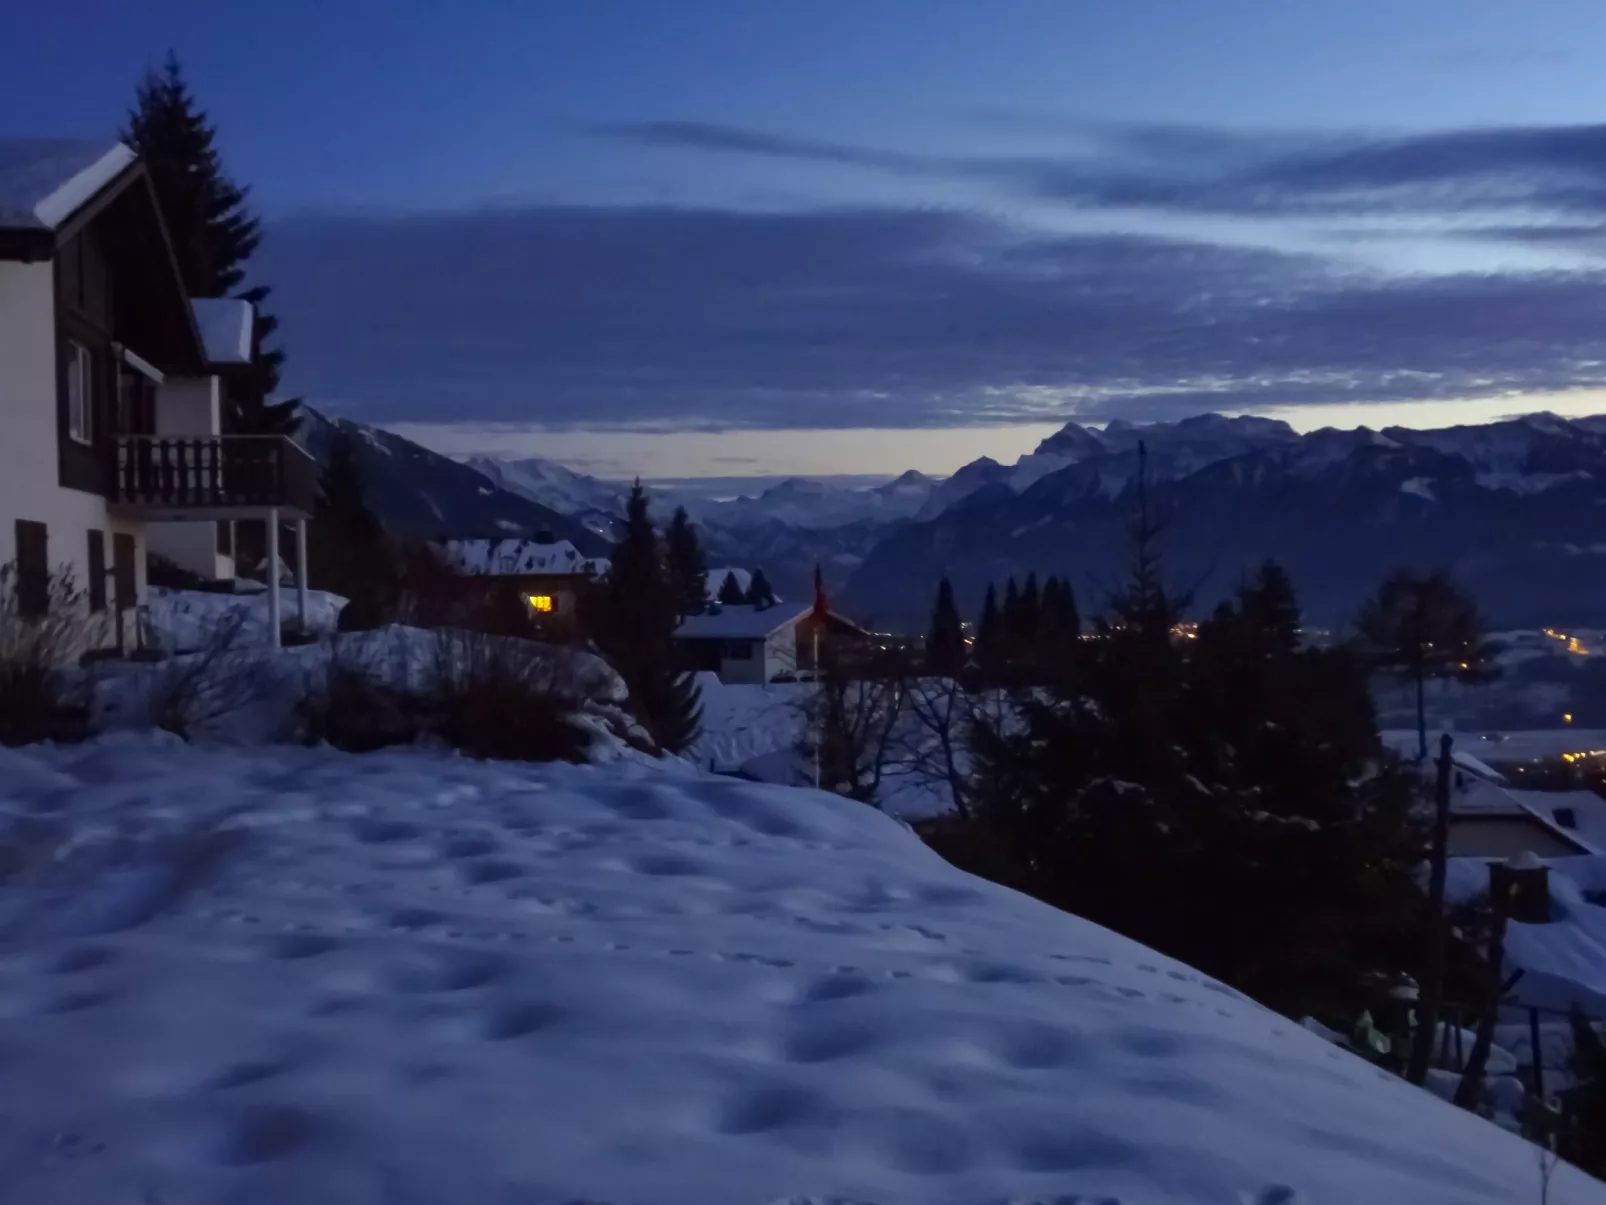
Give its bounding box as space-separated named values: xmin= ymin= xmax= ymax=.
xmin=147 ymin=374 xmax=227 ymax=580
xmin=764 ymin=622 xmax=799 ymax=681
xmin=717 ymin=641 xmax=767 ymax=685
xmin=0 ymin=259 xmax=145 ymax=644
xmin=154 ymin=374 xmax=219 ymax=435
xmin=147 ymin=523 xmax=227 ymax=580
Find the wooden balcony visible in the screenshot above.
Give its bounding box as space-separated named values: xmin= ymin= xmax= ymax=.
xmin=111 ymin=435 xmax=318 ymax=520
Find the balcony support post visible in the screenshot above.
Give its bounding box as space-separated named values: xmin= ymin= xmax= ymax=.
xmin=296 ymin=518 xmax=309 ymax=636
xmin=267 ymin=508 xmax=281 ymax=650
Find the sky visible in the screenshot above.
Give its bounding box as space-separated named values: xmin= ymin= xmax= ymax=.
xmin=8 ymin=1 xmax=1606 ymax=477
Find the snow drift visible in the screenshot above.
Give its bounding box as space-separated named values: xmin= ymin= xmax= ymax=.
xmin=0 ymin=736 xmax=1595 ymax=1204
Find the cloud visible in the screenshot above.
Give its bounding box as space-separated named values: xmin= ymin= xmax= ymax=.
xmin=587 ymin=116 xmax=1606 ymax=218
xmin=258 ymin=204 xmax=1606 ymax=430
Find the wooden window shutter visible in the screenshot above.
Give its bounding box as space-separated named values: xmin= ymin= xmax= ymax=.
xmin=14 ymin=520 xmax=48 ymax=618
xmin=112 ymin=532 xmax=136 ymax=613
xmin=87 ymin=529 xmax=106 ymax=612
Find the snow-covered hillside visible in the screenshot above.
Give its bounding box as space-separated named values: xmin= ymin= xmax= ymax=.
xmin=2 ymin=735 xmax=1598 ymax=1203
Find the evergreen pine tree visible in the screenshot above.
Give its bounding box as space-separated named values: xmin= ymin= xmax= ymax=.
xmin=976 ymin=583 xmax=1003 ymax=675
xmin=744 ymin=568 xmax=776 ymax=609
xmin=124 ymin=54 xmax=296 ymax=433
xmin=1018 ymin=572 xmax=1041 ymax=651
xmin=664 ymin=507 xmax=709 ymax=617
xmin=598 ymin=482 xmax=701 ymax=752
xmin=717 ymin=571 xmax=747 ymax=606
xmin=309 ymin=430 xmax=392 ymax=630
xmin=925 ymin=578 xmax=965 ymax=677
xmin=1057 ymin=576 xmax=1081 ymax=641
xmin=1000 ymin=577 xmax=1022 ymax=662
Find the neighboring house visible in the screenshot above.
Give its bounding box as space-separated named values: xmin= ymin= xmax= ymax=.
xmin=437 ymin=534 xmax=610 ymax=621
xmin=675 ymin=602 xmax=812 ymax=685
xmin=675 ymin=597 xmax=874 ymax=684
xmin=1445 ymin=775 xmax=1592 ymax=859
xmin=0 ymin=139 xmax=317 ymax=650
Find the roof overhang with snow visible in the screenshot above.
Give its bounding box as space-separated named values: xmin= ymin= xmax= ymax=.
xmin=675 ymin=603 xmax=813 ymax=641
xmin=0 ymin=139 xmax=206 ymax=374
xmin=191 ymin=297 xmax=256 ymax=367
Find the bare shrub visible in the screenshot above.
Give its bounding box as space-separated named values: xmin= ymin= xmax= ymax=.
xmin=294 ymin=632 xmax=429 ymax=751
xmin=294 ymin=627 xmax=594 ymax=763
xmin=0 ymin=562 xmax=104 ymax=746
xmin=798 ymin=648 xmax=905 ymax=805
xmin=428 ymin=627 xmax=592 ymax=764
xmin=135 ymin=612 xmax=274 ymax=739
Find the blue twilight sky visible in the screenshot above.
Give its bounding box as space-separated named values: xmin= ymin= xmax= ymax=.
xmin=8 ymin=1 xmax=1606 ymax=476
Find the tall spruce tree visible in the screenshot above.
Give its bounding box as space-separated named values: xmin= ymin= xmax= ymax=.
xmin=1018 ymin=572 xmax=1041 ymax=650
xmin=976 ymin=583 xmax=1003 ymax=675
xmin=744 ymin=568 xmax=776 ymax=609
xmin=717 ymin=571 xmax=746 ymax=606
xmin=664 ymin=507 xmax=709 ymax=617
xmin=598 ymin=483 xmax=701 ymax=752
xmin=925 ymin=578 xmax=965 ymax=677
xmin=124 ymin=54 xmax=296 ymax=435
xmin=1000 ymin=577 xmax=1022 ymax=662
xmin=309 ymin=430 xmax=392 ymax=629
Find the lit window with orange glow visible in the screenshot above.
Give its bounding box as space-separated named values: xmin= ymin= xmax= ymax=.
xmin=530 ymin=595 xmax=554 ymax=613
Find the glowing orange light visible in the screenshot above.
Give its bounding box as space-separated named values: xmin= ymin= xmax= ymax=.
xmin=529 ymin=595 xmax=553 ymax=613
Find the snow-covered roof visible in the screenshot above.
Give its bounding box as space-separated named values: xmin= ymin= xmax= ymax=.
xmin=438 ymin=537 xmax=608 ymax=577
xmin=1449 ymin=854 xmax=1606 ymax=1018
xmin=0 ymin=139 xmax=135 ymax=230
xmin=675 ymin=602 xmax=811 ymax=640
xmin=190 ymin=297 xmax=254 ymax=365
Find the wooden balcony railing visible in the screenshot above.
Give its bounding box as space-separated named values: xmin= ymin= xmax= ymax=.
xmin=112 ymin=435 xmax=318 ymax=516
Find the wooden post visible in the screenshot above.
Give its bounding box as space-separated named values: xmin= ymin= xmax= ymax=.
xmin=1455 ymin=892 xmax=1507 ymax=1109
xmin=1407 ymin=733 xmax=1455 ymax=1085
xmin=267 ymin=508 xmax=281 ymax=650
xmin=1531 ymin=1007 xmax=1546 ymax=1102
xmin=296 ymin=517 xmax=309 ymax=635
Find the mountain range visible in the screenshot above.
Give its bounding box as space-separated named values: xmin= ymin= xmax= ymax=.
xmin=302 ymin=407 xmax=1606 ymax=631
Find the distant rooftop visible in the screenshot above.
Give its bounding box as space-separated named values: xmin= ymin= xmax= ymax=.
xmin=439 ymin=537 xmax=609 ymax=577
xmin=0 ymin=139 xmax=134 ymax=231
xmin=676 ymin=602 xmax=811 ymax=641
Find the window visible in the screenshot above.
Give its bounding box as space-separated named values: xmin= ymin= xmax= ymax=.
xmin=14 ymin=521 xmax=47 ymax=619
xmin=529 ymin=594 xmax=554 ymax=613
xmin=66 ymin=341 xmax=92 ymax=444
xmin=87 ymin=530 xmax=105 ymax=612
xmin=725 ymin=639 xmax=756 ymax=661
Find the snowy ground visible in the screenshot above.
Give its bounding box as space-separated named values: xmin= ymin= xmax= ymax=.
xmin=0 ymin=736 xmax=1597 ymax=1204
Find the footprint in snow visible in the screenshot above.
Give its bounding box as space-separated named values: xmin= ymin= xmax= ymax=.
xmin=206 ymin=1057 xmax=294 ymax=1090
xmin=457 ymin=859 xmax=524 ymax=885
xmin=46 ymin=945 xmax=114 ymax=974
xmin=209 ymin=1104 xmax=322 ymax=1166
xmin=263 ymin=932 xmax=340 ymax=960
xmin=438 ymin=833 xmax=499 ymax=859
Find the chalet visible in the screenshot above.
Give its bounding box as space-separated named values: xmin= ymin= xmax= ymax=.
xmin=437 ymin=534 xmax=610 ymax=623
xmin=0 ymin=139 xmax=317 ymax=651
xmin=1445 ymin=775 xmax=1592 ymax=859
xmin=675 ymin=596 xmax=873 ymax=685
xmin=675 ymin=602 xmax=812 ymax=684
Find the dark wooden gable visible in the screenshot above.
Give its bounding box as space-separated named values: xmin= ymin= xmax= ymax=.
xmin=51 ymin=164 xmax=206 ymax=495
xmin=56 ymin=167 xmax=204 ymax=377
